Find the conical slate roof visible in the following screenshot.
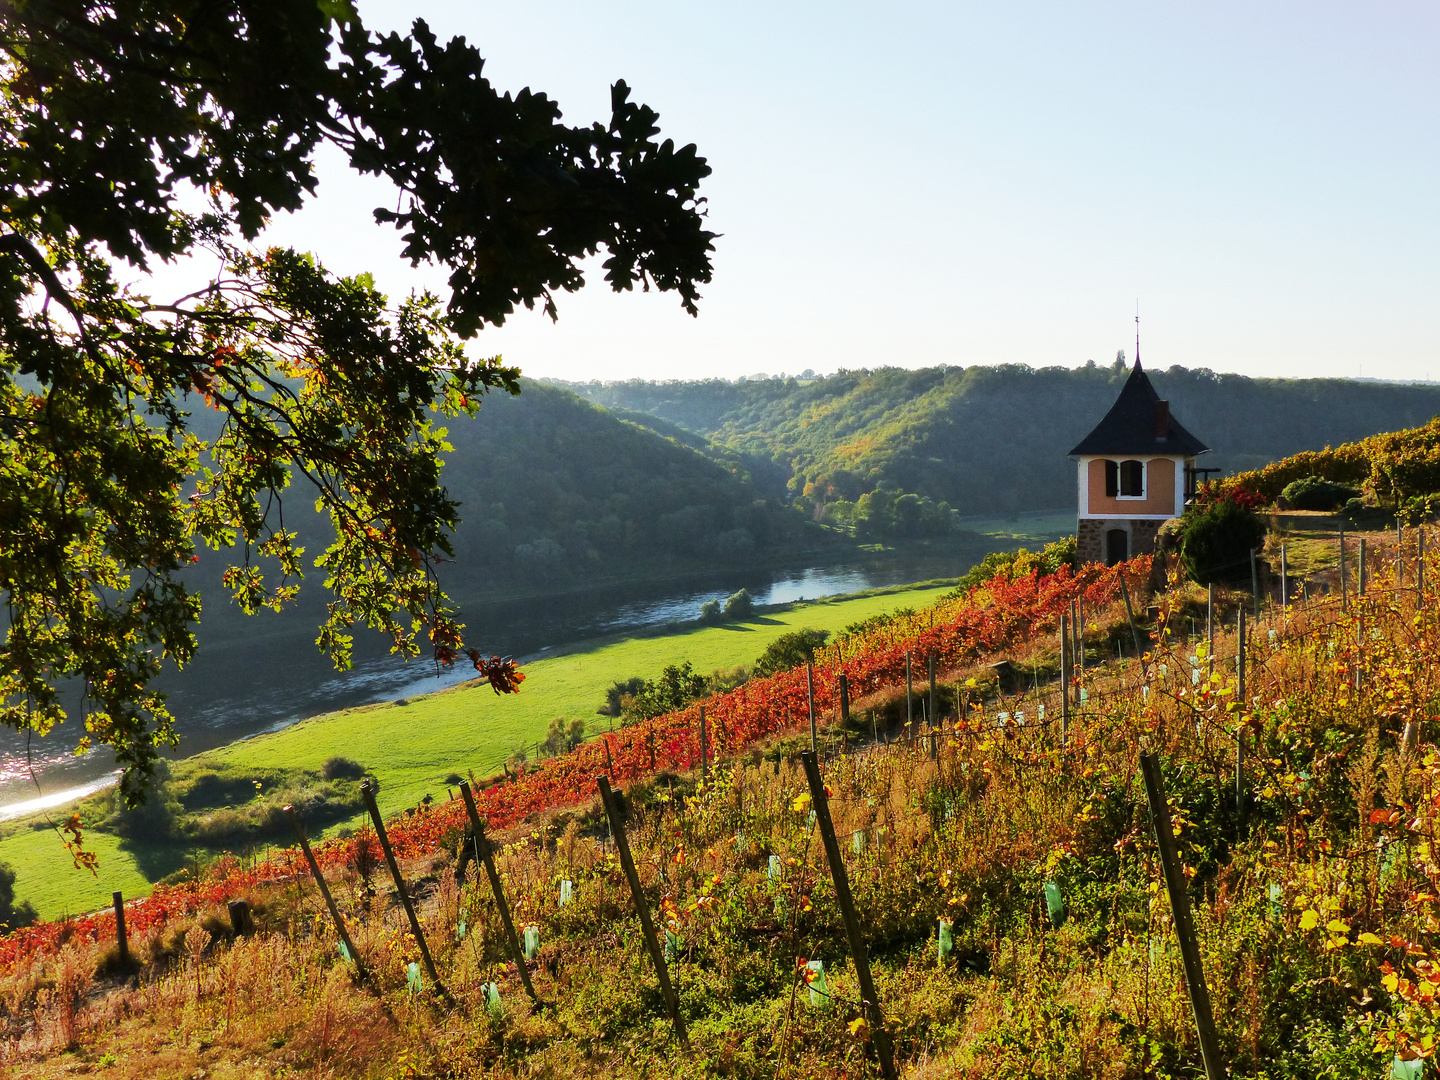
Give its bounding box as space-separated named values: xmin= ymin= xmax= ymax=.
xmin=1069 ymin=359 xmax=1209 ymax=457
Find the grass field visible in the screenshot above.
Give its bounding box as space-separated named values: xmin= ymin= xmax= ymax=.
xmin=0 ymin=581 xmax=954 ymax=920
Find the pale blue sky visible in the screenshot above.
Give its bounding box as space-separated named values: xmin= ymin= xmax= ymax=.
xmin=262 ymin=1 xmax=1439 ymax=383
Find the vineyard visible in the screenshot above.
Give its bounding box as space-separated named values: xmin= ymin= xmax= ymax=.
xmin=3 ymin=532 xmax=1440 ymax=1078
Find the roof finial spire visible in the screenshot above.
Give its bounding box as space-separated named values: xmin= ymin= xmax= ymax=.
xmin=1134 ymin=300 xmax=1141 ymax=370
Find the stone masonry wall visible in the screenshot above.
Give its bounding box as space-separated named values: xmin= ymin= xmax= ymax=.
xmin=1077 ymin=517 xmax=1169 ymax=565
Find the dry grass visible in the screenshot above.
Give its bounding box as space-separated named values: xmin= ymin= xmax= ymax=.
xmin=4 ymin=561 xmax=1436 ymax=1078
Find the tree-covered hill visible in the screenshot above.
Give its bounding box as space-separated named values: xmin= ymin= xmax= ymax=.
xmin=189 ymin=379 xmax=827 ymax=639
xmin=433 ymin=380 xmax=821 ymax=595
xmin=557 ymin=361 xmax=1440 ymax=516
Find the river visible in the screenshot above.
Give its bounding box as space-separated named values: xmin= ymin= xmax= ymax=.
xmin=0 ymin=529 xmax=1061 ymax=817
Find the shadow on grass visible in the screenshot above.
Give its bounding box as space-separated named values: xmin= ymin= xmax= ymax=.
xmin=116 ymin=838 xmax=191 ymax=884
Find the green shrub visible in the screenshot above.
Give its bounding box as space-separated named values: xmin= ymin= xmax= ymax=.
xmin=621 ymin=662 xmax=708 ymax=725
xmin=542 ymin=717 xmax=587 ymax=756
xmin=1280 ymin=475 xmax=1359 ymax=511
xmin=598 ymin=676 xmax=648 ymax=717
xmin=1400 ymin=493 xmax=1440 ymax=525
xmin=1179 ymin=500 xmax=1266 ymax=584
xmin=752 ymin=629 xmax=830 ymax=678
xmin=320 ymin=756 xmax=366 ymax=781
xmin=721 ymin=588 xmax=754 ymax=619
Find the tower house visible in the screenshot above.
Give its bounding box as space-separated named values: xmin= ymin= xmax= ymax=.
xmin=1070 ymin=357 xmax=1210 ymax=565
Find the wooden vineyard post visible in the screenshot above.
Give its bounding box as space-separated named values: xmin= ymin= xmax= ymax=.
xmin=1207 ymin=583 xmax=1215 ymax=674
xmin=285 ymin=805 xmax=367 ymax=983
xmin=1359 ymin=537 xmax=1367 ymax=597
xmin=1339 ymin=525 xmax=1348 ymax=608
xmin=648 ymin=729 xmax=656 ymax=771
xmin=1249 ymin=548 xmax=1260 ymax=618
xmin=227 ymin=899 xmax=254 ymax=937
xmin=699 ymin=705 xmax=708 ymax=782
xmin=800 ymin=751 xmax=899 ymax=1080
xmin=838 ymin=672 xmax=850 ymax=726
xmin=1059 ymin=612 xmax=1071 ymax=743
xmin=112 ymin=891 xmax=130 ymax=970
xmin=1280 ymin=544 xmax=1288 ymax=608
xmin=604 ymin=737 xmax=616 ymax=777
xmin=1117 ymin=568 xmax=1148 ymax=676
xmin=806 ymin=662 xmax=817 ymax=753
xmin=1421 ymin=528 xmax=1427 ymax=601
xmin=904 ymin=652 xmax=913 ymax=742
xmin=359 ymin=780 xmax=445 ymax=998
xmin=1398 ymin=523 xmax=1404 ymax=592
xmin=1075 ymin=596 xmax=1084 ymax=682
xmin=1236 ymin=609 xmax=1246 ymax=835
xmin=927 ymin=654 xmax=937 ymax=737
xmin=596 ymin=776 xmax=689 ymax=1050
xmin=457 ymin=782 xmax=541 ymax=1008
xmin=1139 ymin=753 xmax=1228 ymax=1080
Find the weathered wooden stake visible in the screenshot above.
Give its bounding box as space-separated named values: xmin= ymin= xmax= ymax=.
xmin=457 ymin=781 xmax=541 ymax=1008
xmin=1280 ymin=544 xmax=1288 ymax=608
xmin=1421 ymin=528 xmax=1427 ymax=600
xmin=596 ymin=776 xmax=689 ymax=1049
xmin=1207 ymin=583 xmax=1215 ymax=673
xmin=112 ymin=891 xmax=130 ymax=969
xmin=838 ymin=672 xmax=850 ymax=725
xmin=227 ymin=899 xmax=254 ymax=937
xmin=1059 ymin=612 xmax=1071 ymax=743
xmin=927 ymin=654 xmax=936 ymax=734
xmin=800 ymin=751 xmax=898 ymax=1080
xmin=1117 ymin=567 xmax=1148 ymax=675
xmin=359 ymin=779 xmax=445 ymax=998
xmin=1075 ymin=596 xmax=1085 ymax=681
xmin=699 ymin=706 xmax=708 ymax=782
xmin=1397 ymin=522 xmax=1404 ymax=592
xmin=648 ymin=729 xmax=656 ymax=770
xmin=1339 ymin=525 xmax=1348 ymax=608
xmin=806 ymin=662 xmax=817 ymax=752
xmin=604 ymin=737 xmax=616 ymax=776
xmin=1139 ymin=753 xmax=1228 ymax=1080
xmin=284 ymin=805 xmax=366 ymax=983
xmin=1236 ymin=609 xmax=1246 ymax=835
xmin=1359 ymin=537 xmax=1367 ymax=596
xmin=904 ymin=652 xmax=913 ymax=737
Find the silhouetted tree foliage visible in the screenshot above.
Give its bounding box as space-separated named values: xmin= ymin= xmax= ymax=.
xmin=0 ymin=1 xmax=715 ymax=800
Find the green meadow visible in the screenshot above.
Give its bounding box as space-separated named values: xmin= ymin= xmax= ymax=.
xmin=1 ymin=581 xmax=954 ymax=920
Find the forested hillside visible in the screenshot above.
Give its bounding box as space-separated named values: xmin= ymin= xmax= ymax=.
xmin=189 ymin=380 xmax=826 ymax=638
xmin=558 ymin=361 xmax=1440 ymax=518
xmin=435 ymin=380 xmax=820 ymax=592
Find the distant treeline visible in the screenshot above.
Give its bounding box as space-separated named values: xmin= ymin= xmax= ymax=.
xmin=555 ymin=361 xmax=1440 ymax=517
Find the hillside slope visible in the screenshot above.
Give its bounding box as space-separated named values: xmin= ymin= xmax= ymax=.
xmin=558 ymin=363 xmax=1440 ymax=516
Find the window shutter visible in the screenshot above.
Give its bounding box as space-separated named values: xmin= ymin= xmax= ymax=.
xmin=1104 ymin=460 xmax=1118 ymax=497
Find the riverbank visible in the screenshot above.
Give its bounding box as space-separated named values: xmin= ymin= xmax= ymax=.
xmin=0 ymin=580 xmax=956 ymax=920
